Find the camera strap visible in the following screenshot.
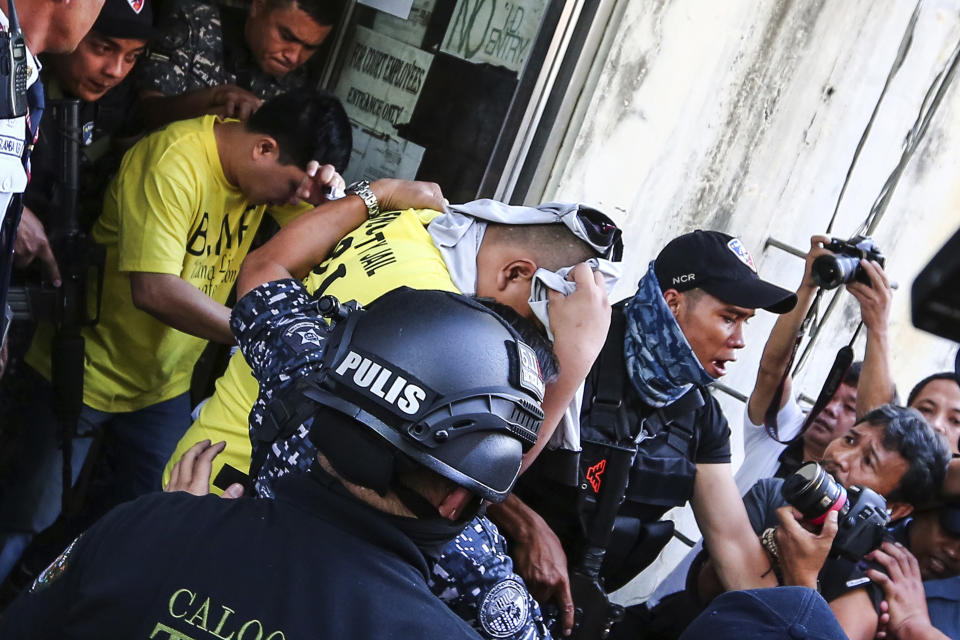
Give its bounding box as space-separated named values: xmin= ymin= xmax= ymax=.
xmin=763 ymin=290 xmax=822 ymax=443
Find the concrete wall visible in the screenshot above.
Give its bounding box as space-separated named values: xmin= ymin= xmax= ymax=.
xmin=540 ymin=0 xmax=960 ymax=602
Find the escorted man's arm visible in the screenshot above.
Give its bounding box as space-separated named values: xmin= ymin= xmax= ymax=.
xmin=130 ymin=272 xmax=234 ymax=343
xmin=690 ymin=463 xmax=779 ymax=590
xmin=237 ymin=179 xmax=445 ymax=296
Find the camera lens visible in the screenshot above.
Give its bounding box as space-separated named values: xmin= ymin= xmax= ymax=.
xmin=811 ymin=255 xmax=859 ymax=289
xmin=782 ymin=462 xmax=849 ymax=524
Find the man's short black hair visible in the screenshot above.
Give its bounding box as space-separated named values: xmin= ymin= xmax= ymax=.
xmin=859 ymin=405 xmax=950 ymax=506
xmin=246 ymin=88 xmax=352 ymax=171
xmin=907 ymin=372 xmax=960 ymax=407
xmin=267 ymin=0 xmax=345 ymax=27
xmin=476 ymin=298 xmax=558 ymax=383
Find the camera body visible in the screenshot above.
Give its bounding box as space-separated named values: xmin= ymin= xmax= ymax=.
xmin=811 ymin=236 xmax=885 ymax=290
xmin=782 ymin=462 xmax=890 ymax=561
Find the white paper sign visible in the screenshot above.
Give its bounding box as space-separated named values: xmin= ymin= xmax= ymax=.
xmin=334 ymin=26 xmax=434 ymax=134
xmin=358 ymin=0 xmax=414 ymax=20
xmin=344 ymin=125 xmax=426 ymax=184
xmin=441 ymin=0 xmax=547 ymax=73
xmin=373 ymin=0 xmax=436 ymax=48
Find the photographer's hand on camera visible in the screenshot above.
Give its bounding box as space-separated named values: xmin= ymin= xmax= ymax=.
xmin=802 ymin=235 xmax=834 ymax=292
xmin=13 ymin=206 xmax=61 ymax=287
xmin=846 ymin=259 xmax=895 ymax=416
xmin=775 ymin=505 xmax=838 ymax=589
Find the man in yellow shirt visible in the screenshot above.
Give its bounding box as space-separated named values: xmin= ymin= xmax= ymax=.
xmin=0 ymin=89 xmax=350 ymax=583
xmin=165 ymin=182 xmax=618 ymax=639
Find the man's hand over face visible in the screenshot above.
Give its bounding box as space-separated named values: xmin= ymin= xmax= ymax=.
xmin=294 ymin=161 xmax=346 ymax=206
xmin=548 ymin=262 xmax=611 ymax=380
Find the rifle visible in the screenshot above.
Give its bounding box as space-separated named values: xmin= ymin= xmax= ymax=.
xmin=567 ymin=441 xmax=635 ymax=639
xmin=7 ymin=98 xmax=104 ymax=513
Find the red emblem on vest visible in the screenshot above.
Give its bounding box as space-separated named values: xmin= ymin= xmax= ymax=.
xmin=128 ymin=0 xmax=144 ymax=14
xmin=586 ymin=459 xmax=606 ymax=493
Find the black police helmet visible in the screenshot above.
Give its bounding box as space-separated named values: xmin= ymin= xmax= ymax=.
xmin=306 ymin=288 xmax=545 ymax=503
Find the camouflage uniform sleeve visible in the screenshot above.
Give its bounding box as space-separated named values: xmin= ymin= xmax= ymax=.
xmin=429 ymin=516 xmax=551 ymax=640
xmin=230 ymin=278 xmax=330 ymax=389
xmin=136 ymin=3 xmax=221 ymax=95
xmin=232 ymin=279 xmax=332 ymax=499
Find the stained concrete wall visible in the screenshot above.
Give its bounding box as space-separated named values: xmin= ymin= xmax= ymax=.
xmin=540 ymin=0 xmax=960 ymax=602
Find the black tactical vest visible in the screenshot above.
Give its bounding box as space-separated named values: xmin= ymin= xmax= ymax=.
xmin=514 ymin=304 xmax=707 ymax=591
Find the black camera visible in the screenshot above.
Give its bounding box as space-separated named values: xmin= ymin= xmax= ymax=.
xmin=782 ymin=462 xmax=890 ymax=561
xmin=811 ymin=236 xmax=885 ymax=290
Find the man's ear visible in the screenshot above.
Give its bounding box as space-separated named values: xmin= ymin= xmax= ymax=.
xmin=495 ymin=259 xmax=537 ymax=291
xmin=888 ymin=501 xmax=913 ymax=521
xmin=437 ymin=487 xmax=473 ymax=521
xmin=252 ymin=136 xmax=279 ymax=162
xmin=662 ymin=288 xmax=682 ymax=317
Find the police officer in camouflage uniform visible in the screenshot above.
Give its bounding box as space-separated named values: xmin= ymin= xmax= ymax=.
xmin=0 ymin=280 xmax=551 ymax=639
xmin=136 ymin=0 xmax=344 ymax=129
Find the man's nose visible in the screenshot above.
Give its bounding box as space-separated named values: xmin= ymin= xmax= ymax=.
xmin=282 ymin=44 xmax=302 ymax=64
xmin=729 ymin=323 xmax=745 ymax=349
xmin=832 ymin=451 xmax=851 ymax=471
xmin=103 ymin=54 xmax=125 ymax=78
xmin=822 ymin=398 xmax=840 ymax=418
xmin=930 ymin=414 xmax=947 ymax=436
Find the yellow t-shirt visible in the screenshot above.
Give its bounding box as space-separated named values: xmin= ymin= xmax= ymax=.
xmin=28 ymin=116 xmax=301 ymax=412
xmin=163 ymin=207 xmax=457 ymax=493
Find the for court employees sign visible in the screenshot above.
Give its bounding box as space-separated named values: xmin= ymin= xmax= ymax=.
xmin=334 ymin=26 xmax=434 ymax=134
xmin=440 ymin=0 xmax=547 ymax=73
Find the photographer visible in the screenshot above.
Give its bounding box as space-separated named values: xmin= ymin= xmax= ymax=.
xmin=693 ymin=406 xmax=950 ymax=640
xmin=738 ymin=234 xmax=895 ymax=493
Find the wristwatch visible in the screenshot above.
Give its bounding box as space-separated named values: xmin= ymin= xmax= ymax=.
xmin=345 ymin=179 xmax=380 ymax=218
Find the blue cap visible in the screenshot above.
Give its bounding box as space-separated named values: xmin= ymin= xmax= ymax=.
xmin=679 ymin=587 xmax=848 ymax=640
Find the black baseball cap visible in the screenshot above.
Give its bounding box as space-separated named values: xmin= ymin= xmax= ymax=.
xmin=92 ymin=0 xmax=154 ymax=42
xmin=654 ymin=230 xmax=797 ymax=314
